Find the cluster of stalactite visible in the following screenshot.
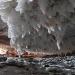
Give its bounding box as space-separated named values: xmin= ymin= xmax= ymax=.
xmin=0 ymin=0 xmax=75 ymax=53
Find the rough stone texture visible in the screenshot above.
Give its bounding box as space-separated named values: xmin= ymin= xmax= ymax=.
xmin=0 ymin=0 xmax=75 ymax=53
xmin=0 ymin=18 xmax=9 ymax=45
xmin=21 ymin=0 xmax=75 ymax=51
xmin=0 ymin=56 xmax=75 ymax=75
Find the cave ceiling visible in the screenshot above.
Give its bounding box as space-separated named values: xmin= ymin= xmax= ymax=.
xmin=0 ymin=0 xmax=75 ymax=53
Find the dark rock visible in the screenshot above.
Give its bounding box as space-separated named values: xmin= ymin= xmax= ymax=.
xmin=0 ymin=56 xmax=7 ymax=62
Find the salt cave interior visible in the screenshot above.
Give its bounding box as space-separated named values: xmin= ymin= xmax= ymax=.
xmin=0 ymin=0 xmax=75 ymax=75
xmin=0 ymin=0 xmax=75 ymax=54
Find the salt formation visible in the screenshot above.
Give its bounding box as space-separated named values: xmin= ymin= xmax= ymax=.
xmin=0 ymin=0 xmax=75 ymax=52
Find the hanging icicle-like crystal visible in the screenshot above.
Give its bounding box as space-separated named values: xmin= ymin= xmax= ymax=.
xmin=38 ymin=0 xmax=48 ymax=15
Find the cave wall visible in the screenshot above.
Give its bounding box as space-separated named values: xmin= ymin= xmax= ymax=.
xmin=0 ymin=0 xmax=75 ymax=53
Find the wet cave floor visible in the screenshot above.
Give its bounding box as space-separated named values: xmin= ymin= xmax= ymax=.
xmin=0 ymin=56 xmax=75 ymax=75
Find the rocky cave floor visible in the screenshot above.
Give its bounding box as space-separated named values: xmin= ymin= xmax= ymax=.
xmin=0 ymin=56 xmax=75 ymax=75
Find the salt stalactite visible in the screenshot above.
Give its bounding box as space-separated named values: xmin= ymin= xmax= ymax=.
xmin=16 ymin=0 xmax=27 ymax=14
xmin=1 ymin=0 xmax=74 ymax=51
xmin=0 ymin=0 xmax=21 ymax=51
xmin=0 ymin=0 xmax=31 ymax=52
xmin=0 ymin=0 xmax=63 ymax=51
xmin=38 ymin=0 xmax=48 ymax=15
